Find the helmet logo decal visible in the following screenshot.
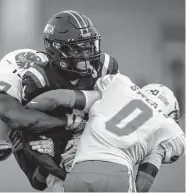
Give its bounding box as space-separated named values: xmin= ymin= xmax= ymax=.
xmin=44 ymin=24 xmax=55 ymax=34
xmin=15 ymin=52 xmax=42 ymax=69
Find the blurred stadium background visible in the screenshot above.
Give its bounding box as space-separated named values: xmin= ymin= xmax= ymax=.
xmin=0 ymin=0 xmax=185 ymax=191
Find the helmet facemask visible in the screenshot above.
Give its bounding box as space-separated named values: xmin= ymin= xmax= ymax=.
xmin=44 ymin=35 xmax=101 ymax=79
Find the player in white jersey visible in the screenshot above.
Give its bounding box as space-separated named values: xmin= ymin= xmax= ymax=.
xmin=27 ymin=73 xmax=185 ymax=192
xmin=134 ymin=83 xmax=182 ymax=192
xmin=0 ymin=49 xmax=80 ymax=166
xmin=0 ymin=49 xmax=49 ymax=144
xmin=0 ymin=49 xmax=92 ymax=191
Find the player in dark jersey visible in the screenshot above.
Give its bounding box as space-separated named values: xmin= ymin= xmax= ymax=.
xmin=5 ymin=10 xmax=119 ymax=190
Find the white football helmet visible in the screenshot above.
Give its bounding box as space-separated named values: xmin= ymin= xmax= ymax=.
xmin=141 ymin=83 xmax=180 ymax=123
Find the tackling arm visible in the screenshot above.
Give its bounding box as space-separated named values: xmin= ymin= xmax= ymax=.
xmin=26 ymin=89 xmax=101 ymax=113
xmin=160 ymin=134 xmax=186 ymax=164
xmin=0 ymin=92 xmax=67 ymax=134
xmin=135 ymin=146 xmax=164 ymax=192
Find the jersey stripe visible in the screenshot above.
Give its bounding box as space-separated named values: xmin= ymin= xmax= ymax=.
xmin=64 ymin=10 xmax=84 ymax=34
xmin=24 ymin=67 xmax=47 ymax=88
xmin=32 ymin=64 xmax=50 ymax=86
xmin=70 ymin=10 xmax=88 ymax=32
xmin=101 ymin=53 xmax=110 ymax=76
xmin=24 ymin=71 xmax=43 ymax=88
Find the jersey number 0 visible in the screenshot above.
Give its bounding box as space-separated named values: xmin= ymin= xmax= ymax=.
xmin=106 ymin=99 xmax=153 ymax=136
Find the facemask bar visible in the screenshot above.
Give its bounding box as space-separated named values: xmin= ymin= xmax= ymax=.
xmin=44 ymin=35 xmax=101 ymax=77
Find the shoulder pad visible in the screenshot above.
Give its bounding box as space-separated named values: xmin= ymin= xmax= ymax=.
xmin=23 ymin=64 xmax=49 ymax=88
xmin=100 ymin=53 xmax=119 ymax=77
xmin=0 ymin=72 xmax=22 ymax=103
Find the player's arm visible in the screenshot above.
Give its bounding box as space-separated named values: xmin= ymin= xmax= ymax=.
xmin=135 ymin=146 xmax=165 ymax=192
xmin=31 ymin=166 xmax=48 ymax=191
xmin=0 ymin=92 xmax=68 ymax=134
xmin=160 ymin=134 xmax=186 ymax=164
xmin=26 ymin=89 xmax=101 ymax=113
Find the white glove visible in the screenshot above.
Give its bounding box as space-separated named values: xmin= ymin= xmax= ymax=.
xmin=66 ymin=114 xmax=86 ymax=132
xmin=29 ymin=136 xmax=55 ymax=157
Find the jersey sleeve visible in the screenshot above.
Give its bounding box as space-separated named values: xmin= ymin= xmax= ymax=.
xmin=0 ymin=72 xmax=22 ymax=103
xmin=22 ymin=64 xmax=49 ymax=103
xmin=160 ymin=134 xmax=186 ymax=164
xmin=26 ymin=89 xmax=101 ymax=113
xmin=141 ymin=146 xmax=165 ymax=170
xmin=100 ymin=53 xmax=119 ymax=77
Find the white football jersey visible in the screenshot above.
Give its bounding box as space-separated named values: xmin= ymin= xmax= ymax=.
xmin=73 ymin=74 xmax=185 ymax=172
xmin=0 ymin=49 xmax=48 ymax=102
xmin=0 ymin=72 xmax=22 ymax=102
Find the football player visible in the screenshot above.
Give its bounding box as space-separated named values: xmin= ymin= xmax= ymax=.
xmin=0 ymin=53 xmax=84 ymax=174
xmin=135 ymin=83 xmax=182 ymax=192
xmin=27 ymin=73 xmax=185 ymax=192
xmin=23 ymin=10 xmax=119 ymax=104
xmin=21 ymin=10 xmax=118 ymax=191
xmin=0 ymin=10 xmax=119 ymax=191
xmin=0 ymin=49 xmax=84 ymax=190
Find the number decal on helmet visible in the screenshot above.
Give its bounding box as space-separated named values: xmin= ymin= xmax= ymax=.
xmin=150 ymin=89 xmax=159 ymax=96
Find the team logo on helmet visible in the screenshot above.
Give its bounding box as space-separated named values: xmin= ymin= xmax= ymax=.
xmin=15 ymin=51 xmax=42 ymax=69
xmin=44 ymin=24 xmax=55 ymax=34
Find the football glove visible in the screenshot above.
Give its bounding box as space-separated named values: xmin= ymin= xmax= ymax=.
xmin=61 ymin=131 xmax=82 ymax=172
xmin=0 ymin=141 xmax=13 ymax=161
xmin=66 ymin=114 xmax=86 ymax=132
xmin=29 ymin=136 xmax=55 ymax=157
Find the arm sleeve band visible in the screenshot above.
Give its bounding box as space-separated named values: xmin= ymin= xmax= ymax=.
xmin=135 ymin=170 xmax=155 ymax=192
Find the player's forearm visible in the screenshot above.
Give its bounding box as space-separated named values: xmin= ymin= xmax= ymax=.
xmin=26 ymin=89 xmax=101 ymax=112
xmin=135 ymin=162 xmax=159 ymax=192
xmin=32 ymin=166 xmax=48 ymax=191
xmin=3 ymin=109 xmax=67 ymax=133
xmin=135 ymin=147 xmax=164 ymax=192
xmin=0 ymin=94 xmax=67 ymax=133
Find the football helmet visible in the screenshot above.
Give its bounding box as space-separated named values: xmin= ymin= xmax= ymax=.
xmin=141 ymin=84 xmax=180 ymax=123
xmin=43 ymin=10 xmax=102 ymax=79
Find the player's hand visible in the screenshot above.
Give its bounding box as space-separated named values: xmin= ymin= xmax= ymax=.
xmin=29 ymin=136 xmax=55 ymax=157
xmin=66 ymin=114 xmax=86 ymax=132
xmin=61 ymin=132 xmax=82 ymax=172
